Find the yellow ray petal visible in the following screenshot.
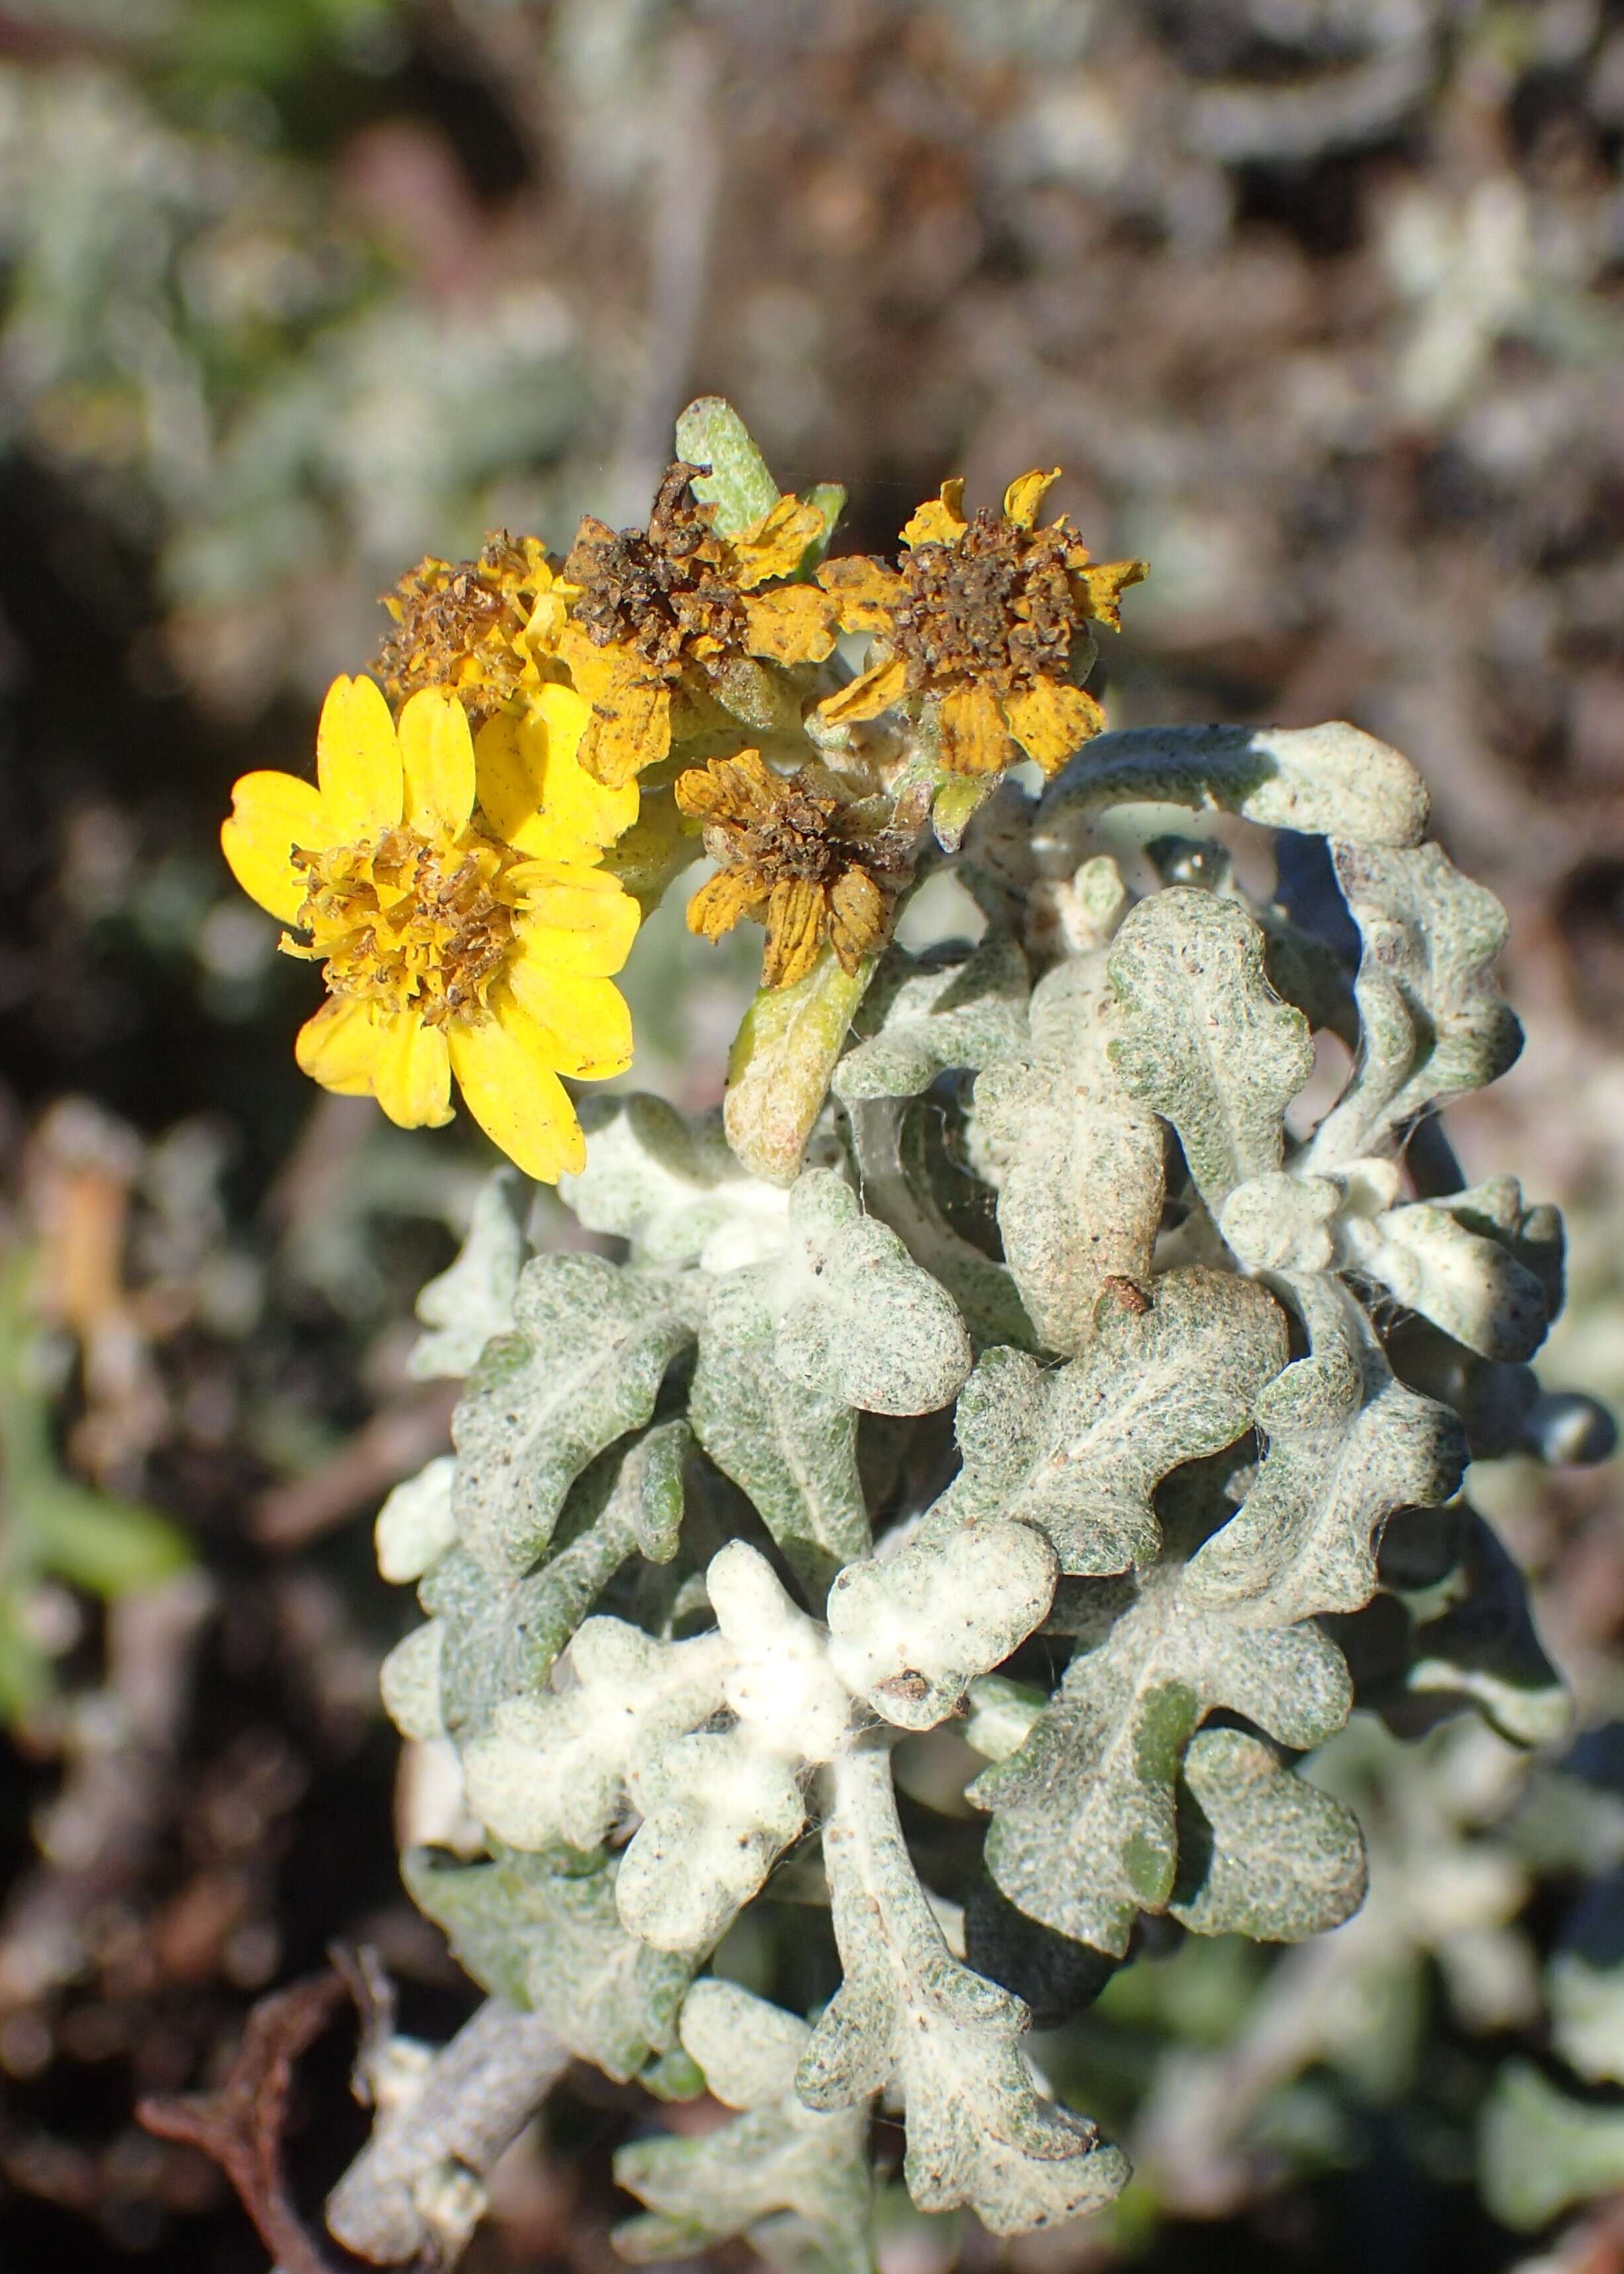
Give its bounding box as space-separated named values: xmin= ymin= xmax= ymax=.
xmin=1003 ymin=677 xmax=1107 ymax=776
xmin=559 ymin=629 xmax=673 ymax=788
xmin=221 ymin=770 xmax=327 ymax=922
xmin=761 ymin=876 xmax=827 ymax=989
xmin=742 ymin=585 xmax=839 ymax=666
xmin=1072 ymin=557 xmax=1150 ymax=630
xmin=937 ymin=682 xmax=1010 ymax=775
xmin=510 ymin=863 xmax=640 ymax=976
xmin=316 ymin=675 xmax=402 ymax=840
xmin=900 ymin=479 xmax=967 ymax=549
xmin=731 ymin=494 xmax=827 ymax=588
xmin=294 ymin=998 xmax=382 ymax=1096
xmin=502 ymin=957 xmax=633 ymax=1080
xmin=686 ymin=867 xmax=764 ymax=944
xmin=675 ymin=749 xmax=777 ymax=824
xmin=399 ymin=687 xmax=476 ymax=839
xmin=1002 ymin=468 xmax=1061 ymax=528
xmin=475 ymin=688 xmax=637 ymax=859
xmin=449 ymin=1008 xmax=585 ymax=1182
xmin=817 ymin=653 xmax=910 ymax=728
xmin=372 ymin=1010 xmax=453 ymax=1128
xmin=827 ymin=864 xmax=888 ymax=971
xmin=816 ymin=554 xmax=904 ymax=633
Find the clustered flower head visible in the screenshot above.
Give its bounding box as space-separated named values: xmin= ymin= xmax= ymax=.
xmin=220 ymin=415 xmax=1145 ymax=1178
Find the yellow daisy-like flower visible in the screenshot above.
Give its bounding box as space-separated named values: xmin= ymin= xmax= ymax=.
xmin=816 ymin=470 xmax=1147 ymax=778
xmin=549 ymin=462 xmax=840 ymax=791
xmin=376 ymin=534 xmax=575 ymax=723
xmin=221 ymin=675 xmax=639 ymax=1181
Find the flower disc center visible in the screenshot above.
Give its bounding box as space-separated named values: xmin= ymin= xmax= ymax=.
xmin=289 ymin=824 xmax=519 ymax=1027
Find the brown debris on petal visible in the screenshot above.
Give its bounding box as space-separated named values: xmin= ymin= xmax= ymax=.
xmin=675 ymin=749 xmax=915 ymax=987
xmin=376 ymin=533 xmax=556 ymax=722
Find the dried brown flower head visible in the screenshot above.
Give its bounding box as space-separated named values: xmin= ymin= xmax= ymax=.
xmin=817 ymin=470 xmax=1146 ymax=777
xmin=677 ymin=749 xmax=914 ymax=989
xmin=376 ymin=534 xmax=561 ymax=722
xmin=555 ymin=464 xmax=839 ymax=790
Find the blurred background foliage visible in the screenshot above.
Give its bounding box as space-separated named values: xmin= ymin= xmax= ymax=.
xmin=0 ymin=1 xmax=1622 ymax=2269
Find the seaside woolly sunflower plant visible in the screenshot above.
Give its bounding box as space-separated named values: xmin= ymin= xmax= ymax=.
xmin=203 ymin=403 xmax=1615 ymax=2274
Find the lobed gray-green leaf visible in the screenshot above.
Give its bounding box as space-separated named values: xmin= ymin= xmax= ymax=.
xmin=1171 ymin=1726 xmax=1368 ymax=1939
xmin=451 ymin=1255 xmax=690 ymax=1576
xmin=1109 ymin=889 xmax=1313 ymax=1216
xmin=404 ymin=1845 xmax=692 ymax=2084
xmin=935 ymin=1270 xmax=1287 ymax=1576
xmin=833 ymin=936 xmax=1030 ymax=1105
xmin=973 ymin=953 xmax=1164 ymax=1355
xmin=411 ymin=1168 xmax=528 ymax=1380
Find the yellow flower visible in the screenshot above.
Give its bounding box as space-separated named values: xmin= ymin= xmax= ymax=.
xmin=816 ymin=470 xmax=1147 ymax=778
xmin=552 ymin=463 xmax=840 ymax=791
xmin=221 ymin=675 xmax=640 ymax=1181
xmin=376 ymin=535 xmax=574 ymax=724
xmin=677 ymin=750 xmax=912 ymax=989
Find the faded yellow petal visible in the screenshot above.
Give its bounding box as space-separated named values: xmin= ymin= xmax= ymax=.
xmin=1003 ymin=677 xmax=1107 ymax=776
xmin=316 ymin=675 xmax=402 ymax=840
xmin=900 ymin=479 xmax=967 ymax=550
xmin=503 ymin=955 xmax=633 ymax=1079
xmin=731 ymin=494 xmax=827 ymax=588
xmin=686 ymin=867 xmax=765 ymax=945
xmin=559 ymin=629 xmax=673 ymax=788
xmin=448 ymin=1005 xmax=584 ymax=1182
xmin=742 ymin=585 xmax=839 ymax=666
xmin=827 ymin=865 xmax=888 ymax=971
xmin=294 ymin=997 xmax=382 ymax=1096
xmin=221 ymin=769 xmax=327 ymax=922
xmin=675 ymin=749 xmax=777 ymax=824
xmin=398 ymin=687 xmax=476 ymax=839
xmin=937 ymin=682 xmax=1012 ymax=775
xmin=1002 ymin=468 xmax=1061 ymax=528
xmin=476 ymin=688 xmax=638 ymax=859
xmin=510 ymin=864 xmax=640 ymax=977
xmin=816 ymin=554 xmax=904 ymax=633
xmin=372 ymin=1010 xmax=453 ymax=1128
xmin=1073 ymin=557 xmax=1150 ymax=630
xmin=818 ymin=653 xmax=910 ymax=728
xmin=762 ymin=877 xmax=828 ymax=989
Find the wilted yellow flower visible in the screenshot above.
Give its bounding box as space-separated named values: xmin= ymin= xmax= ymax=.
xmin=221 ymin=675 xmax=639 ymax=1181
xmin=376 ymin=534 xmax=574 ymax=722
xmin=553 ymin=463 xmax=839 ymax=790
xmin=816 ymin=470 xmax=1146 ymax=777
xmin=677 ymin=749 xmax=912 ymax=989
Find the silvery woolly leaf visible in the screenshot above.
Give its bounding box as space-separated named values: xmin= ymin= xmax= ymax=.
xmin=1037 ymin=721 xmax=1430 ymax=851
xmin=1396 ymin=1505 xmax=1570 ymax=1748
xmin=614 ymin=1981 xmax=874 ymax=2274
xmin=411 ymin=1169 xmax=527 ymax=1380
xmin=844 ymin=1094 xmax=1036 ymax=1351
xmin=725 ymin=952 xmax=877 ymax=1187
xmin=970 ymin=1537 xmax=1353 ymax=1957
xmin=1108 ymin=890 xmax=1313 ymax=1216
xmin=1346 ymin=1193 xmax=1552 ymax=1365
xmin=826 ymin=1521 xmax=1059 ymax=1732
xmin=1185 ymin=1283 xmax=1466 ymax=1625
xmin=676 ymin=396 xmax=783 ymax=535
xmin=798 ymin=1747 xmax=1129 ymax=2236
xmin=1480 ymin=2061 xmax=1624 ymax=2231
xmin=415 ymin=1423 xmax=688 ymax=1747
xmin=933 ymin=1270 xmax=1287 ymax=1576
xmin=561 ymin=1093 xmax=789 ymax=1270
xmin=775 ymin=1170 xmax=971 ymax=1417
xmin=451 ymin=1254 xmax=690 ymax=1576
xmin=833 ymin=936 xmax=1030 ymax=1104
xmin=376 ymin=1454 xmax=457 ymax=1585
xmin=1309 ymin=842 xmax=1521 ymax=1167
xmin=973 ymin=953 xmax=1164 ymax=1356
xmin=1548 ymin=1868 xmax=1624 ymax=2086
xmin=1170 ymin=1726 xmax=1367 ymax=1940
xmin=690 ymin=1269 xmax=870 ymax=1603
xmin=403 ymin=1845 xmax=692 ymax=2084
